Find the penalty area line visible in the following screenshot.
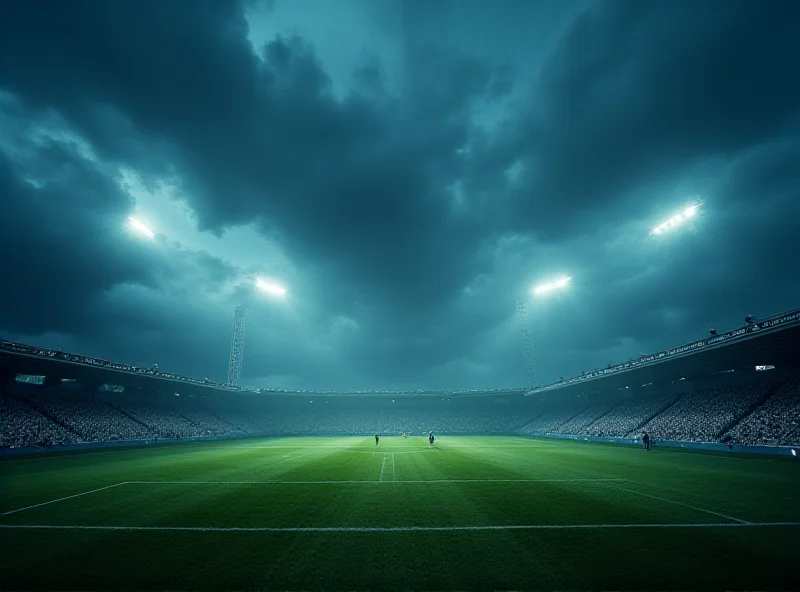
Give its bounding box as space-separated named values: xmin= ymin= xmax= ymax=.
xmin=123 ymin=478 xmax=629 ymax=485
xmin=2 ymin=482 xmax=128 ymax=516
xmin=1 ymin=522 xmax=799 ymax=533
xmin=601 ymin=482 xmax=750 ymax=524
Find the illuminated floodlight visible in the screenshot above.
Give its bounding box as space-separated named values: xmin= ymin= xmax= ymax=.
xmin=255 ymin=278 xmax=288 ymax=297
xmin=532 ymin=276 xmax=572 ymax=296
xmin=127 ymin=216 xmax=155 ymax=239
xmin=650 ymin=202 xmax=702 ymax=236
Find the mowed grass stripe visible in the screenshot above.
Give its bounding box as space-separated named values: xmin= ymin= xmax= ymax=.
xmin=2 ymin=436 xmax=800 ymax=591
xmin=3 ymin=436 xmax=796 ymax=524
xmin=1 ymin=437 xmax=797 ymax=522
xmin=1 ymin=480 xmax=734 ymax=529
xmin=3 ymin=522 xmax=800 ymax=532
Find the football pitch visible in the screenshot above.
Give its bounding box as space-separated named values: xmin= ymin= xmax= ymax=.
xmin=1 ymin=436 xmax=799 ymax=590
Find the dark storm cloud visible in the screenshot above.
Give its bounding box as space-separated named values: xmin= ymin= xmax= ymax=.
xmin=1 ymin=0 xmax=798 ymax=387
xmin=0 ymin=137 xmax=146 ymax=335
xmin=0 ymin=0 xmax=505 ymax=316
xmin=451 ymin=0 xmax=800 ymax=381
xmin=0 ymin=131 xmax=240 ymax=340
xmin=483 ymin=0 xmax=800 ymax=238
xmin=512 ymin=136 xmax=800 ymax=378
xmin=0 ymin=102 xmax=242 ymax=375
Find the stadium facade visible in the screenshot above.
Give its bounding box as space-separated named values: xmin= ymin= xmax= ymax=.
xmin=1 ymin=308 xmax=798 ymax=453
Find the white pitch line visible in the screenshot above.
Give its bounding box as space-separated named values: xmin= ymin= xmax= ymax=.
xmin=1 ymin=522 xmax=798 ymax=533
xmin=281 ymin=447 xmax=326 ymax=461
xmin=123 ymin=478 xmax=628 ymax=485
xmin=234 ymin=445 xmax=383 ymax=450
xmin=601 ymin=483 xmax=750 ymax=524
xmin=392 ymin=453 xmax=396 ymax=481
xmin=2 ymin=482 xmax=128 ymax=516
xmin=340 ymin=450 xmax=430 ymax=455
xmin=379 ymin=456 xmax=386 ymax=482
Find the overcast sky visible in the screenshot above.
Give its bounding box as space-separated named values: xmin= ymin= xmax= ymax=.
xmin=1 ymin=0 xmax=798 ymax=390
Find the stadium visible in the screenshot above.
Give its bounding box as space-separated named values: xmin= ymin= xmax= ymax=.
xmin=2 ymin=308 xmax=799 ymax=590
xmin=3 ymin=1 xmax=800 ymax=590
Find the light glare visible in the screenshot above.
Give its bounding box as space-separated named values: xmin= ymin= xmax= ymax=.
xmin=650 ymin=202 xmax=701 ymax=236
xmin=533 ymin=276 xmax=572 ymax=296
xmin=256 ymin=278 xmax=287 ymax=297
xmin=128 ymin=216 xmax=155 ymax=239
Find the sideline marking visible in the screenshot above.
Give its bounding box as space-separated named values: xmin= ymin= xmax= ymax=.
xmin=1 ymin=522 xmax=798 ymax=533
xmin=602 ymin=482 xmax=750 ymax=524
xmin=2 ymin=483 xmax=128 ymax=516
xmin=392 ymin=453 xmax=396 ymax=481
xmin=379 ymin=456 xmax=386 ymax=482
xmin=123 ymin=478 xmax=628 ymax=485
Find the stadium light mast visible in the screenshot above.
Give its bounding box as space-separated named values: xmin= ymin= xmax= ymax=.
xmin=227 ymin=278 xmax=288 ymax=388
xmin=516 ymin=301 xmax=537 ymax=391
xmin=517 ymin=276 xmax=572 ymax=392
xmin=227 ymin=304 xmax=248 ymax=388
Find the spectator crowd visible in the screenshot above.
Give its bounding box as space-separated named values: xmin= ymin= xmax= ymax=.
xmin=2 ymin=379 xmax=799 ymax=449
xmin=726 ymin=380 xmax=800 ymax=445
xmin=638 ymin=384 xmax=769 ymax=443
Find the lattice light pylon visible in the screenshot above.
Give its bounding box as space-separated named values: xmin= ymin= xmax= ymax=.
xmin=227 ymin=304 xmax=248 ymax=387
xmin=516 ymin=301 xmax=537 ymax=391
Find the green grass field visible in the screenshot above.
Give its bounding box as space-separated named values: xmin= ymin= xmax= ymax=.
xmin=2 ymin=436 xmax=799 ymax=590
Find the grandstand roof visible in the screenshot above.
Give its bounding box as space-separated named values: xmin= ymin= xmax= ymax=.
xmin=2 ymin=309 xmax=798 ymax=399
xmin=529 ymin=315 xmax=800 ymax=397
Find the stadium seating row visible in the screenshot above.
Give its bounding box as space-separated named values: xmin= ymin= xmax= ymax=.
xmin=1 ymin=380 xmax=799 ymax=449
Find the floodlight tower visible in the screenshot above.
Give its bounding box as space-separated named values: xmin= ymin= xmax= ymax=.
xmin=516 ymin=301 xmax=537 ymax=391
xmin=517 ymin=276 xmax=572 ymax=392
xmin=226 ymin=278 xmax=287 ymax=388
xmin=227 ymin=304 xmax=248 ymax=387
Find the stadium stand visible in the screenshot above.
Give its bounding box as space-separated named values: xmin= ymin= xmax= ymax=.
xmin=116 ymin=402 xmax=209 ymax=439
xmin=2 ymin=378 xmax=799 ymax=450
xmin=518 ymin=402 xmax=586 ymax=436
xmin=179 ymin=408 xmax=244 ymax=437
xmin=637 ymin=384 xmax=771 ymax=443
xmin=1 ymin=396 xmax=77 ymax=448
xmin=583 ymin=393 xmax=680 ymax=437
xmin=557 ymin=401 xmax=620 ymax=435
xmin=24 ymin=395 xmax=155 ymax=443
xmin=725 ymin=380 xmax=800 ymax=446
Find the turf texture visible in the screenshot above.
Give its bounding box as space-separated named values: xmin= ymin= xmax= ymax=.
xmin=1 ymin=436 xmax=799 ymax=590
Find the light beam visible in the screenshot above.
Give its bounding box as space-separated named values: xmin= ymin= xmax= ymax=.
xmin=650 ymin=202 xmax=702 ymax=236
xmin=127 ymin=216 xmax=155 ymax=240
xmin=532 ymin=276 xmax=572 ymax=296
xmin=256 ymin=278 xmax=288 ymax=297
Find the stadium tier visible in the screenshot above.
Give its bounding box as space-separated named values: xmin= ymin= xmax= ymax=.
xmin=3 ymin=375 xmax=800 ymax=449
xmin=2 ymin=309 xmax=798 ymax=451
